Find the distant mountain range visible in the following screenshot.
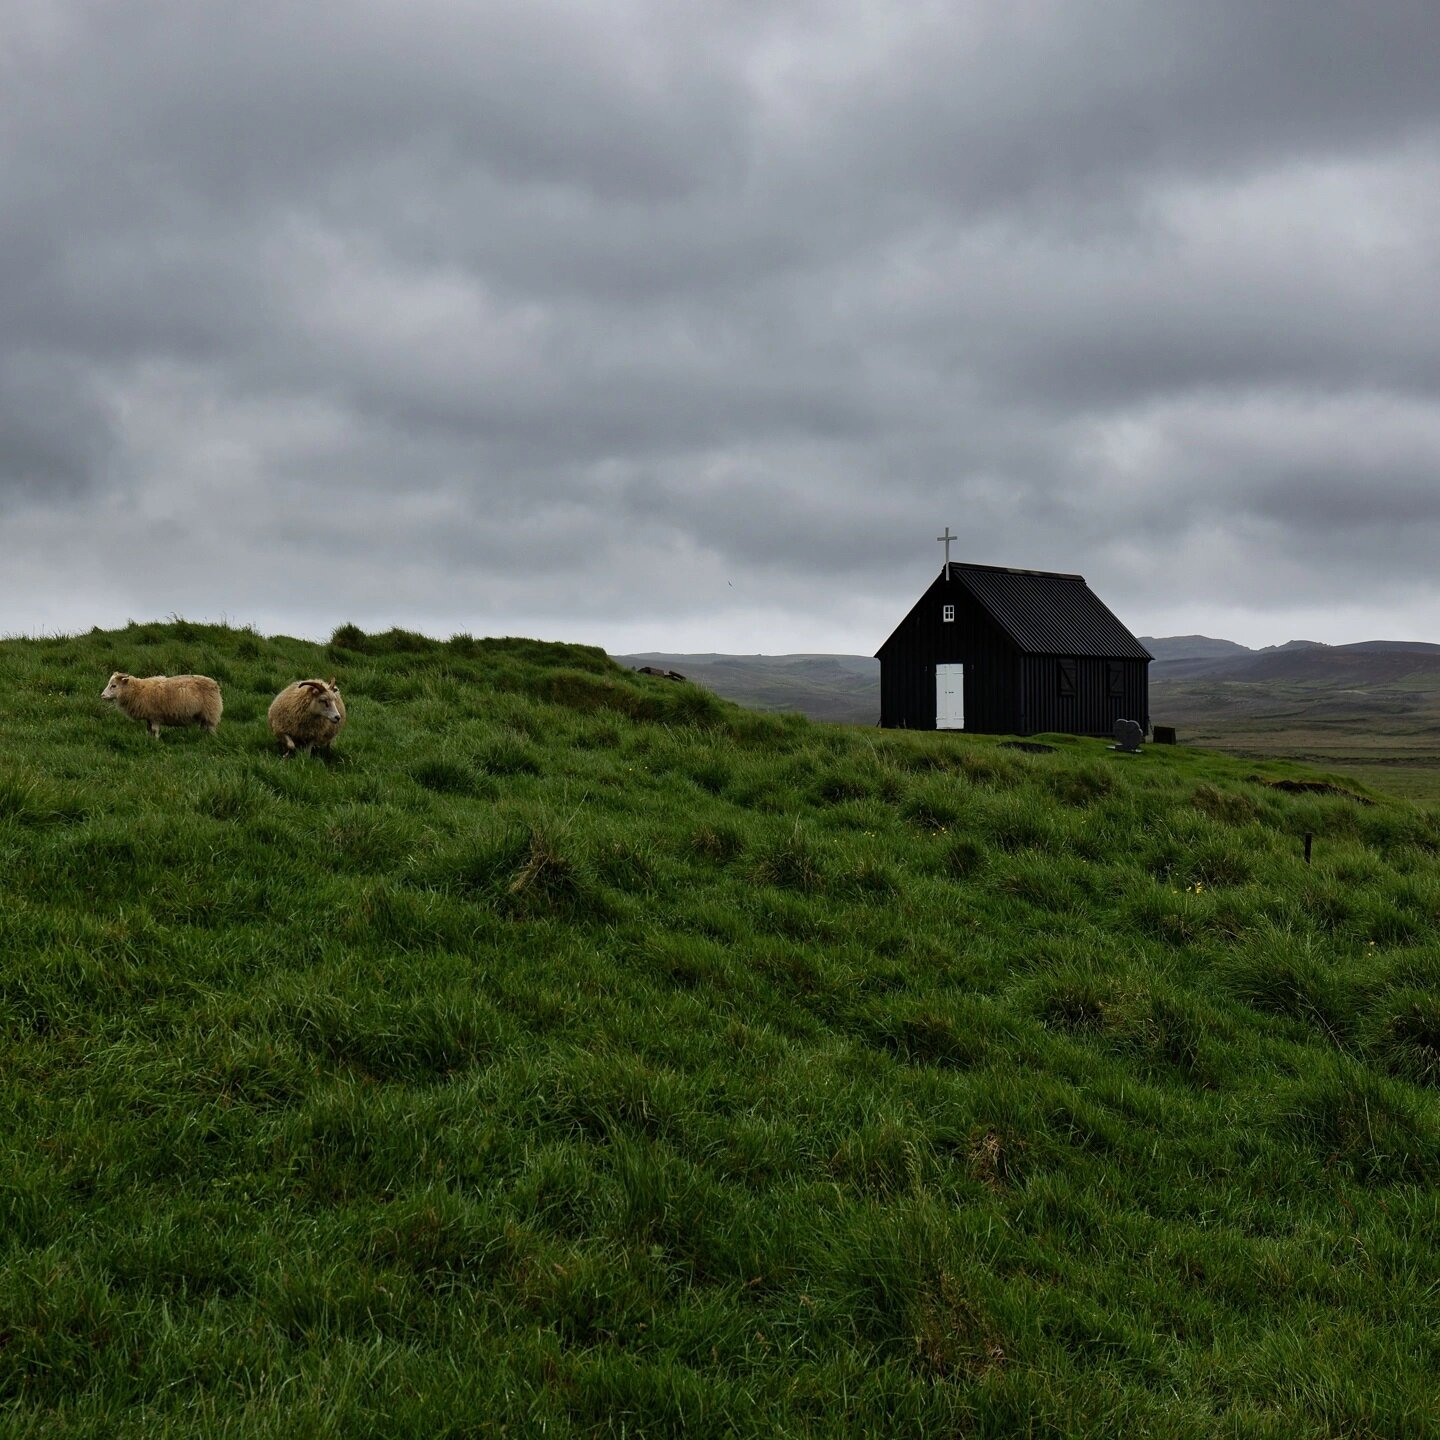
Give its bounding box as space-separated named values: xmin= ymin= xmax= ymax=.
xmin=1140 ymin=635 xmax=1440 ymax=686
xmin=618 ymin=636 xmax=1440 ymax=729
xmin=1139 ymin=635 xmax=1256 ymax=662
xmin=1139 ymin=634 xmax=1331 ymax=662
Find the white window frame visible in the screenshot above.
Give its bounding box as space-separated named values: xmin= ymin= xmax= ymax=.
xmin=942 ymin=604 xmax=955 ymax=623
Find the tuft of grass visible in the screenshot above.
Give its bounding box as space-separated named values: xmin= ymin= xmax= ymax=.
xmin=475 ymin=731 xmax=542 ymax=777
xmin=1364 ymin=989 xmax=1440 ymax=1087
xmin=1222 ymin=935 xmax=1352 ymax=1046
xmin=1273 ymin=1061 xmax=1440 ymax=1183
xmin=940 ymin=833 xmax=987 ymax=879
xmin=900 ymin=781 xmax=963 ymax=832
xmin=689 ymin=822 xmax=743 ymax=864
xmin=1191 ymin=782 xmax=1259 ymax=825
xmin=329 ymin=621 xmax=368 ymax=651
xmin=505 ymin=823 xmax=610 ymax=920
xmin=1046 ymin=763 xmax=1114 ymax=807
xmin=751 ymin=824 xmax=826 ymax=893
xmin=409 ymin=754 xmax=491 ymax=797
xmin=0 ymin=770 xmax=89 ymax=825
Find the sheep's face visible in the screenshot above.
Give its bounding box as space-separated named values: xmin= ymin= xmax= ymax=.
xmin=102 ymin=672 xmax=131 ymax=702
xmin=302 ymin=680 xmax=342 ymax=725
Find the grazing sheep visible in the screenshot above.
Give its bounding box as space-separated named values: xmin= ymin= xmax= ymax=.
xmin=268 ymin=678 xmax=346 ymax=757
xmin=101 ymin=672 xmax=223 ymax=739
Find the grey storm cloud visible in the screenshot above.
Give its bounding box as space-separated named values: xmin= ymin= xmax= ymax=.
xmin=3 ymin=0 xmax=1440 ymax=648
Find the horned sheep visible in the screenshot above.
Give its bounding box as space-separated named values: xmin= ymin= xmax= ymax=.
xmin=101 ymin=672 xmax=223 ymax=739
xmin=268 ymin=678 xmax=346 ymax=757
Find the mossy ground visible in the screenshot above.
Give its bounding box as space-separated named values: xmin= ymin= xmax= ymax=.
xmin=2 ymin=621 xmax=1440 ymax=1436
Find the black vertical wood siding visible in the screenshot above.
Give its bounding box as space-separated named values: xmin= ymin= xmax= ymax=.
xmin=1016 ymin=656 xmax=1149 ymax=736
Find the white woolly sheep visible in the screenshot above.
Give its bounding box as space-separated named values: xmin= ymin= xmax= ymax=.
xmin=268 ymin=678 xmax=346 ymax=757
xmin=101 ymin=672 xmax=223 ymax=739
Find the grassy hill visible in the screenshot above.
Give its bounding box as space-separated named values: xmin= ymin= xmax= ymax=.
xmin=4 ymin=621 xmax=1440 ymax=1436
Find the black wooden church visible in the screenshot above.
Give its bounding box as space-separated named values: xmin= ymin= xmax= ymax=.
xmin=876 ymin=541 xmax=1151 ymax=736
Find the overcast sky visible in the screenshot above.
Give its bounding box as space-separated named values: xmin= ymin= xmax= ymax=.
xmin=5 ymin=1 xmax=1440 ymax=653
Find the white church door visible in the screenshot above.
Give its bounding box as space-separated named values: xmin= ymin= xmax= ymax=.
xmin=936 ymin=664 xmax=965 ymax=730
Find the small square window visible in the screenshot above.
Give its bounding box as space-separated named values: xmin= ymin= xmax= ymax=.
xmin=942 ymin=605 xmax=955 ymax=623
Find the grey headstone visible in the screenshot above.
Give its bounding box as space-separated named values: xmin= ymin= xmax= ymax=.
xmin=1111 ymin=718 xmax=1144 ymax=753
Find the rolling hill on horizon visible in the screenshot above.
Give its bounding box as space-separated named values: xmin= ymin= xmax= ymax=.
xmin=1142 ymin=636 xmax=1440 ymax=682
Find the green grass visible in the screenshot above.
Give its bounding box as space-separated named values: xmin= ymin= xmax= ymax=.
xmin=3 ymin=621 xmax=1440 ymax=1435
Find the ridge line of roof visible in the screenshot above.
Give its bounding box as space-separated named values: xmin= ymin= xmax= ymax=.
xmin=946 ymin=561 xmax=1086 ymax=582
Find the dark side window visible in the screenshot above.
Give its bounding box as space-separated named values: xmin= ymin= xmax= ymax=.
xmin=1107 ymin=662 xmax=1124 ymax=697
xmin=1057 ymin=659 xmax=1076 ymax=696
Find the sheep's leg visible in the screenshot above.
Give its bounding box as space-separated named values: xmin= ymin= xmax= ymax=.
xmin=148 ymin=720 xmax=162 ymax=739
xmin=279 ymin=734 xmax=297 ymax=758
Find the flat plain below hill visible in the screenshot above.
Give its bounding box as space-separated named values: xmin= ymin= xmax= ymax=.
xmin=3 ymin=620 xmax=1440 ymax=1436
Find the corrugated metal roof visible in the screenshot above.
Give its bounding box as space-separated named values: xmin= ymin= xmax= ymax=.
xmin=949 ymin=563 xmax=1153 ymax=659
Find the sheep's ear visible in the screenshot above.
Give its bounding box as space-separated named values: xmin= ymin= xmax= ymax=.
xmin=326 ymin=677 xmax=337 ymax=689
